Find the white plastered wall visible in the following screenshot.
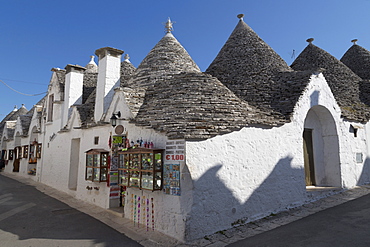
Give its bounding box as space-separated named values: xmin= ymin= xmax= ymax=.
xmin=184 ymin=73 xmax=367 ymax=240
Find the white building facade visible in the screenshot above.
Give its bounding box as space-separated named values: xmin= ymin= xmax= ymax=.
xmin=1 ymin=16 xmax=370 ymax=242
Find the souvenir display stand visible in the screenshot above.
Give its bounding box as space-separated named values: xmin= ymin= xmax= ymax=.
xmin=117 ymin=148 xmax=164 ymax=191
xmin=85 ymin=149 xmax=109 ymax=182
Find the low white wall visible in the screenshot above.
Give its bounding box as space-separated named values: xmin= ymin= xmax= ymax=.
xmin=185 ymin=123 xmax=306 ymax=239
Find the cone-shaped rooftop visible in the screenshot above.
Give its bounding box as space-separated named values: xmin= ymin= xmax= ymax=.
xmin=132 ymin=72 xmax=282 ymax=140
xmin=291 ymin=42 xmax=370 ymax=122
xmin=120 ymin=54 xmax=136 ymax=87
xmin=123 ymin=20 xmax=200 ymax=89
xmin=341 ymin=42 xmax=370 ymax=80
xmin=206 ymin=15 xmax=292 ymax=110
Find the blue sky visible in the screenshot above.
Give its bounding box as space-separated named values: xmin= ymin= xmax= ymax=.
xmin=1 ymin=0 xmax=370 ymax=118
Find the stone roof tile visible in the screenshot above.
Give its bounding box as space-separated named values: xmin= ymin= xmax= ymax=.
xmin=291 ymin=43 xmax=370 ymax=122
xmin=132 ymin=72 xmax=283 ymax=140
xmin=123 ymin=32 xmax=200 ymax=89
xmin=206 ymin=18 xmax=293 ymax=112
xmin=341 ymin=44 xmax=370 ymax=80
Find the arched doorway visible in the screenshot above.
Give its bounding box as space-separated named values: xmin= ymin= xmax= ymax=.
xmin=303 ymin=105 xmax=341 ymax=187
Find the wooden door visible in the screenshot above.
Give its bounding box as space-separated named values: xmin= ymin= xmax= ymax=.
xmin=13 ymin=159 xmax=20 ymax=172
xmin=303 ymin=129 xmax=315 ymax=186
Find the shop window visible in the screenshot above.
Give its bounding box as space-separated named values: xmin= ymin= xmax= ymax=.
xmin=8 ymin=150 xmax=13 ymax=160
xmin=15 ymin=146 xmax=22 ymax=159
xmin=85 ymin=149 xmax=109 ymax=182
xmin=29 ymin=143 xmax=41 ymax=164
xmin=36 ymin=144 xmax=42 ymax=158
xmin=118 ymin=147 xmax=163 ymax=191
xmin=23 ymin=145 xmax=29 ymax=158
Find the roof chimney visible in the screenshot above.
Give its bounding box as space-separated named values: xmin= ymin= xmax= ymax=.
xmin=94 ymin=47 xmax=124 ymax=123
xmin=63 ymin=64 xmax=86 ymax=127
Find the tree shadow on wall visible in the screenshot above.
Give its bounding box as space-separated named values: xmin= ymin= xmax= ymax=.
xmin=186 ymin=156 xmax=306 ymax=241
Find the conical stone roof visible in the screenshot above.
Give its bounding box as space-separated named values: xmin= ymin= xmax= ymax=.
xmin=123 ymin=32 xmax=200 ymax=89
xmin=341 ymin=44 xmax=370 ymax=80
xmin=120 ymin=55 xmax=136 ymax=87
xmin=206 ymin=17 xmax=292 ymax=110
xmin=291 ymin=43 xmax=370 ymax=122
xmin=132 ymin=72 xmax=282 ymax=140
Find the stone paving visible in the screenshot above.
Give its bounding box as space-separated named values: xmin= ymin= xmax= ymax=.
xmin=3 ymin=172 xmax=370 ymax=247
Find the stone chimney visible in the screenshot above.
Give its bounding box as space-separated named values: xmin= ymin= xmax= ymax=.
xmin=94 ymin=47 xmax=124 ymax=123
xmin=62 ymin=64 xmax=86 ymax=127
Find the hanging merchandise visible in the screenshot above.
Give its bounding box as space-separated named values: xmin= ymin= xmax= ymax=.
xmin=138 ymin=196 xmax=141 ymax=227
xmin=134 ymin=195 xmax=137 ymax=226
xmin=147 ymin=198 xmax=150 ymax=231
xmin=142 ymin=196 xmax=146 ymax=228
xmin=151 ymin=198 xmax=155 ymax=231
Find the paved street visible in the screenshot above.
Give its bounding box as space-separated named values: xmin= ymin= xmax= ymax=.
xmin=2 ymin=172 xmax=370 ymax=247
xmin=0 ymin=174 xmax=141 ymax=247
xmin=229 ymin=192 xmax=370 ymax=246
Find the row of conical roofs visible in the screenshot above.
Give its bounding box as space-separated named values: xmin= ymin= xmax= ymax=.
xmin=128 ymin=15 xmax=370 ymax=139
xmin=75 ymin=15 xmax=370 ymax=139
xmin=6 ymin=15 xmax=370 ymax=140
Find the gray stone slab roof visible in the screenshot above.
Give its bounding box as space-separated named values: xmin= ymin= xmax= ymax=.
xmin=19 ymin=115 xmax=32 ymax=136
xmin=76 ymin=60 xmax=136 ymax=126
xmin=206 ymin=19 xmax=293 ymax=113
xmin=54 ymin=69 xmax=66 ymax=97
xmin=120 ymin=60 xmax=136 ymax=87
xmin=82 ymin=72 xmax=98 ymax=104
xmin=341 ymin=44 xmax=370 ymax=80
xmin=270 ymin=70 xmax=314 ymax=118
xmin=77 ymin=86 xmax=96 ymax=127
xmin=132 ymin=72 xmax=283 ymax=140
xmin=0 ymin=105 xmax=29 ymax=141
xmin=291 ymin=43 xmax=370 ymax=122
xmin=123 ymin=33 xmax=200 ymax=89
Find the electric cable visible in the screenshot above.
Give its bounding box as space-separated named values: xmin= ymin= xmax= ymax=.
xmin=0 ymin=79 xmax=47 ymax=96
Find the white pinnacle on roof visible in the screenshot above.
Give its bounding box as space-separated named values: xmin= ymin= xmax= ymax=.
xmin=165 ymin=17 xmax=174 ymax=33
xmin=124 ymin=54 xmax=131 ymax=63
xmin=85 ymin=55 xmax=98 ymax=73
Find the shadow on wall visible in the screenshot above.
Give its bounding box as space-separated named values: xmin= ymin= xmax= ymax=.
xmin=185 ymin=156 xmax=306 ymax=241
xmin=358 ymin=157 xmax=370 ymax=185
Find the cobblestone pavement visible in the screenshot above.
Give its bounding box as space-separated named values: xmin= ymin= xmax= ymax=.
xmin=2 ymin=172 xmax=370 ymax=247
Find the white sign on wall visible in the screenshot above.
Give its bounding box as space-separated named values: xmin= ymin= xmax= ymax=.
xmin=165 ymin=140 xmax=185 ymax=161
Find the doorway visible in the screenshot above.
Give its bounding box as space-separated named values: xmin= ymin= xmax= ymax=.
xmin=303 ymin=105 xmax=341 ymax=187
xmin=13 ymin=148 xmax=20 ymax=172
xmin=68 ymin=138 xmax=80 ymax=190
xmin=303 ymin=129 xmax=315 ymax=186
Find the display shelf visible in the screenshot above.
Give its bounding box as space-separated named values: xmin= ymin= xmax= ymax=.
xmin=117 ymin=147 xmax=163 ymax=191
xmin=85 ymin=149 xmax=109 ymax=182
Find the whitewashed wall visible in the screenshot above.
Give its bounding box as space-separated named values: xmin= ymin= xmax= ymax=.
xmin=184 ymin=73 xmax=369 ymax=240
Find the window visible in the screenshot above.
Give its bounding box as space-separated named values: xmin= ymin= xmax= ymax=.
xmin=23 ymin=145 xmax=29 ymax=158
xmin=118 ymin=147 xmax=163 ymax=191
xmin=85 ymin=149 xmax=109 ymax=182
xmin=2 ymin=150 xmax=7 ymax=160
xmin=29 ymin=144 xmax=37 ymax=164
xmin=15 ymin=146 xmax=22 ymax=159
xmin=8 ymin=150 xmax=13 ymax=160
xmin=36 ymin=144 xmax=42 ymax=158
xmin=47 ymin=94 xmax=54 ymax=122
xmin=94 ymin=136 xmax=99 ymax=145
